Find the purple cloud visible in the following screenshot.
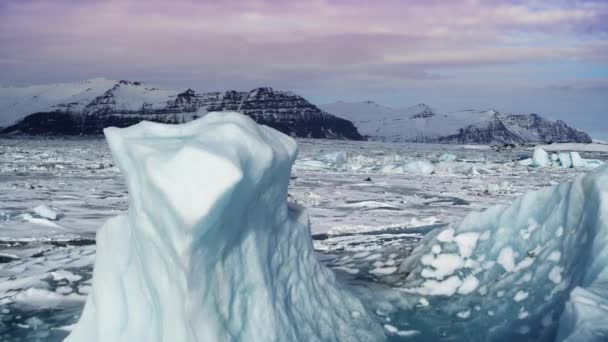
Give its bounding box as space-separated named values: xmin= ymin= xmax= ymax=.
xmin=0 ymin=0 xmax=606 ymax=92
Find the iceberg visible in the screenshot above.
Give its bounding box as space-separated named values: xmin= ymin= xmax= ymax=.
xmin=558 ymin=153 xmax=572 ymax=168
xmin=66 ymin=113 xmax=381 ymax=342
xmin=403 ymin=160 xmax=435 ymax=175
xmin=397 ymin=164 xmax=608 ymax=341
xmin=438 ymin=153 xmax=458 ymax=162
xmin=320 ymin=151 xmax=348 ymax=170
xmin=519 ymin=148 xmax=603 ymax=169
xmin=68 ymin=112 xmax=608 ymax=342
xmin=570 ymin=152 xmax=585 ymax=168
xmin=33 ymin=204 xmax=60 ymax=220
xmin=532 ymin=147 xmax=550 ymax=167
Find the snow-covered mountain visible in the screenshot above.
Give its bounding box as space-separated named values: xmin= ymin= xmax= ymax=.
xmin=321 ymin=101 xmax=592 ymax=144
xmin=0 ymin=79 xmax=362 ymax=140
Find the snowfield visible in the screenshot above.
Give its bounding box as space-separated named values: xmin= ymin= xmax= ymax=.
xmin=0 ymin=115 xmax=607 ymax=341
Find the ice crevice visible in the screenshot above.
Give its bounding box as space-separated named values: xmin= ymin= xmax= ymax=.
xmin=67 ymin=112 xmax=608 ymax=341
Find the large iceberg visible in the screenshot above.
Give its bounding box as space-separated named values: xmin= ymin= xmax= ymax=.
xmin=66 ymin=113 xmax=381 ymax=342
xmin=67 ymin=113 xmax=608 ymax=342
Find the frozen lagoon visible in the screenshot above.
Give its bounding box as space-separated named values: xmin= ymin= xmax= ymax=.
xmin=0 ymin=114 xmax=607 ymax=341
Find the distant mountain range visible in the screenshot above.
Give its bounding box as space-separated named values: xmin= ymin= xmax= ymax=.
xmin=0 ymin=78 xmax=362 ymax=140
xmin=321 ymin=101 xmax=592 ymax=144
xmin=0 ymin=79 xmax=592 ymax=144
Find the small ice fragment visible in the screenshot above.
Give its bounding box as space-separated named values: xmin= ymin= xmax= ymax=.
xmin=369 ymin=266 xmax=397 ymax=275
xmin=548 ymin=266 xmax=563 ymax=284
xmin=498 ymin=247 xmax=515 ymax=272
xmin=431 ymin=244 xmax=442 ymax=254
xmin=457 ymin=310 xmax=471 ymax=319
xmin=396 ymin=330 xmax=420 ymax=337
xmin=454 ymin=232 xmax=480 ymax=258
xmin=33 ymin=205 xmax=59 ymax=220
xmin=514 ymin=290 xmax=529 ymax=302
xmin=420 ymin=254 xmax=464 ymax=279
xmin=436 ymin=228 xmax=455 ymax=242
xmin=418 ymin=275 xmax=463 ymax=296
xmin=418 ymin=298 xmax=429 ymax=307
xmin=384 ymin=324 xmax=398 ymax=333
xmin=457 ymin=275 xmax=479 ymax=295
xmin=547 ymin=251 xmax=561 ymax=262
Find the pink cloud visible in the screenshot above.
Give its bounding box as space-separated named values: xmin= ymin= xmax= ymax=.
xmin=0 ymin=0 xmax=606 ymax=88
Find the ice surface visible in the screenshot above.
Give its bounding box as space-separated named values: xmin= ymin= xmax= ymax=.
xmin=398 ymin=164 xmax=608 ymax=341
xmin=65 ymin=113 xmax=382 ymax=342
xmin=1 ymin=126 xmax=608 ymax=341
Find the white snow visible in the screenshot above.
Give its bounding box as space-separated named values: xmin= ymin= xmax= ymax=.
xmin=0 ymin=78 xmax=117 ymax=126
xmin=453 ymin=232 xmax=480 ymax=258
xmin=457 ymin=275 xmax=479 ymax=295
xmin=400 ymin=164 xmax=608 ymax=341
xmin=497 ymin=247 xmax=516 ymax=272
xmin=514 ymin=290 xmax=529 ymax=302
xmin=320 ymin=101 xmax=504 ymax=143
xmin=420 ymin=253 xmax=464 ymax=279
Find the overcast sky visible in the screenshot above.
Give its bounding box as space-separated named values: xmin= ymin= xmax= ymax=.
xmin=1 ymin=0 xmax=607 ymax=139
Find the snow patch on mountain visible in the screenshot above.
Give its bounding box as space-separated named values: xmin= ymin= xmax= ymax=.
xmin=0 ymin=79 xmax=362 ymax=139
xmin=321 ymin=101 xmax=592 ymax=144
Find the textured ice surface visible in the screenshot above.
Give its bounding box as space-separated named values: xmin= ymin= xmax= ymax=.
xmin=397 ymin=165 xmax=608 ymax=341
xmin=1 ymin=129 xmax=608 ymax=341
xmin=65 ymin=113 xmax=381 ymax=341
xmin=66 ymin=112 xmax=608 ymax=342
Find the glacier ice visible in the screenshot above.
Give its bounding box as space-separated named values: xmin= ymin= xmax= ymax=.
xmin=320 ymin=151 xmax=348 ymax=170
xmin=397 ymin=164 xmax=608 ymax=341
xmin=32 ymin=204 xmax=59 ymax=220
xmin=438 ymin=153 xmax=457 ymax=162
xmin=66 ymin=113 xmax=382 ymax=342
xmin=67 ymin=112 xmax=608 ymax=342
xmin=520 ymin=148 xmax=603 ymax=169
xmin=403 ymin=160 xmax=435 ymax=175
xmin=532 ymin=147 xmax=550 ymax=167
xmin=570 ymin=152 xmax=585 ymax=168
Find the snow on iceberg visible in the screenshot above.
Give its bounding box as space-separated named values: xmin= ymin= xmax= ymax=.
xmin=66 ymin=112 xmax=381 ymax=342
xmin=397 ymin=164 xmax=608 ymax=341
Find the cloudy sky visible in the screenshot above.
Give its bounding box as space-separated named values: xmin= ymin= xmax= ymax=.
xmin=1 ymin=0 xmax=607 ymax=138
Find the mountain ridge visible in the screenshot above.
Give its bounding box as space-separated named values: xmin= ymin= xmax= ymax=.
xmin=0 ymin=79 xmax=363 ymax=140
xmin=321 ymin=101 xmax=592 ymax=144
